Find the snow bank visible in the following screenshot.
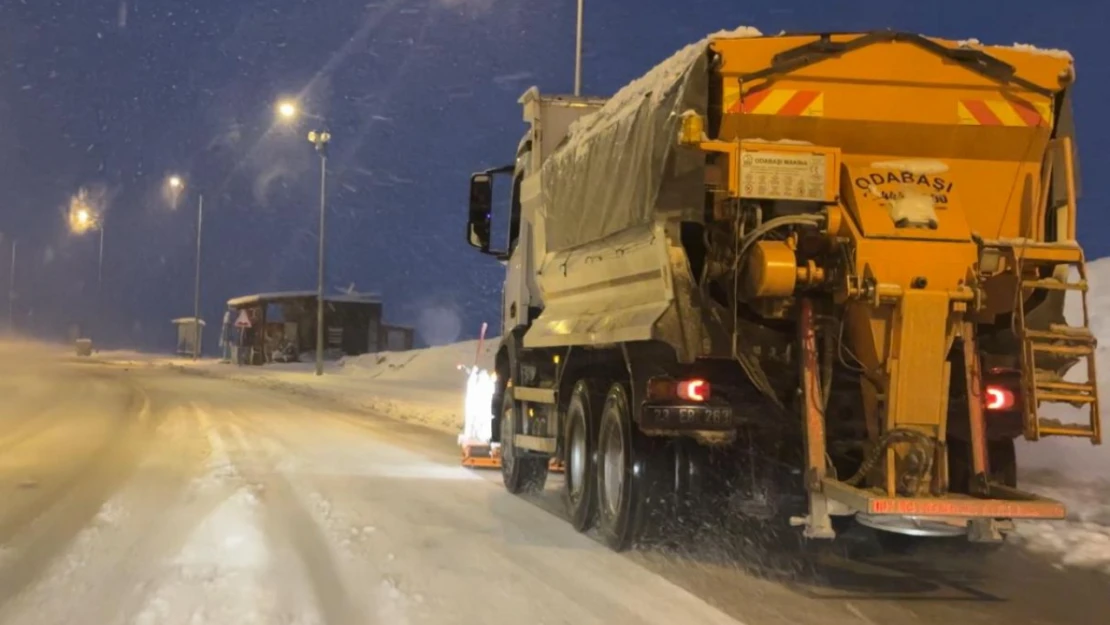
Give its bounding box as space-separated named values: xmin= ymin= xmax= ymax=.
xmin=148 ymin=340 xmax=497 ymax=435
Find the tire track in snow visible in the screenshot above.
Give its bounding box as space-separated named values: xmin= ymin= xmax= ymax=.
xmin=229 ymin=407 xmax=429 ymax=625
xmin=0 ymin=401 xmax=219 ymax=625
xmin=214 ymin=408 xmax=363 ymax=625
xmin=228 ymin=402 xmax=747 ymax=625
xmin=77 ymin=402 xmax=247 ymax=625
xmin=119 ymin=403 xmax=294 ymax=625
xmin=0 ymin=384 xmax=150 ymax=614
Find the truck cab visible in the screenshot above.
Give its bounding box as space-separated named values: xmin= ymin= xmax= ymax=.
xmin=466 ymin=88 xmax=606 ymax=340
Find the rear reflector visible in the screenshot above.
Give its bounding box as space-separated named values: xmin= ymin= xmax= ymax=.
xmin=677 ymin=379 xmax=710 ymax=402
xmin=985 ymin=385 xmax=1015 ymax=411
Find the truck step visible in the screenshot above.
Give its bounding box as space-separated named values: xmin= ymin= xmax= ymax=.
xmin=513 ymin=386 xmax=557 ymax=404
xmin=1035 ymin=380 xmax=1096 ymax=394
xmin=1037 ymin=423 xmax=1097 ymax=438
xmin=1021 ymin=279 xmax=1087 ymax=292
xmin=1035 ymin=391 xmax=1096 ymax=404
xmin=514 ymin=434 xmax=558 ymax=453
xmin=1029 ymin=343 xmax=1095 ymax=357
xmin=1024 ymin=327 xmax=1095 ymax=343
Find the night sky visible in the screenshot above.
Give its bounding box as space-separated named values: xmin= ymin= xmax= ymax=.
xmin=1 ymin=0 xmax=1106 ymax=350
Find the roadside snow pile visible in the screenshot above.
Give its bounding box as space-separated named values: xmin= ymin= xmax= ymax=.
xmin=1012 ymin=519 xmax=1105 ymax=577
xmin=172 ymin=340 xmax=496 ymax=435
xmin=328 ymin=340 xmax=496 ymax=434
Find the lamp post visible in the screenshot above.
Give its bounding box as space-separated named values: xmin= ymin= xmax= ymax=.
xmin=71 ymin=206 xmax=105 ymax=340
xmin=169 ymin=175 xmax=204 ymax=360
xmin=7 ymin=238 xmax=15 ymax=332
xmin=73 ymin=207 xmax=104 ymax=294
xmin=574 ymin=0 xmax=584 ymax=96
xmin=277 ymin=99 xmax=332 ymax=376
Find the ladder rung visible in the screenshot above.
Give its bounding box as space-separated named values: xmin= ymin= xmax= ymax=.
xmin=1035 ymin=391 xmax=1096 ymax=403
xmin=1021 ymin=279 xmax=1087 ymax=292
xmin=1038 ymin=424 xmax=1096 ymax=437
xmin=1030 ymin=343 xmax=1094 ymax=356
xmin=1048 ymin=323 xmax=1093 ymax=337
xmin=1036 ymin=380 xmax=1096 ymax=393
xmin=1024 ymin=329 xmax=1096 ymax=343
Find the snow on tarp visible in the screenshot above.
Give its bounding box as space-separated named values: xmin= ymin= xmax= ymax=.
xmin=541 ymin=26 xmax=763 ymax=252
xmin=956 ymin=38 xmax=1074 ymax=60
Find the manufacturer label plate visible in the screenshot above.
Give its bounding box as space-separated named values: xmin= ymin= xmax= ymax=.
xmin=740 ymin=149 xmax=827 ymax=201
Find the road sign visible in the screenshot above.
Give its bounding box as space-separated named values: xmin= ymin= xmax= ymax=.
xmin=234 ymin=309 xmax=252 ymax=329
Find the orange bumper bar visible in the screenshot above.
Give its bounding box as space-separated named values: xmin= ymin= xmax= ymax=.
xmin=823 ymin=478 xmax=1066 ymax=520
xmin=461 ymin=441 xmax=564 ymax=473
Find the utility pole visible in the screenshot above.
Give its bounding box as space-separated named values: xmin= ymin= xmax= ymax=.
xmin=97 ymin=226 xmax=104 ymax=297
xmin=7 ymin=239 xmax=15 ymax=332
xmin=193 ymin=194 xmax=204 ymax=360
xmin=574 ymin=0 xmax=584 ymax=96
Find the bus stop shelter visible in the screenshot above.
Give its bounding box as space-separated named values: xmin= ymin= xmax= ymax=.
xmin=224 ymin=291 xmax=413 ymax=365
xmin=172 ymin=317 xmax=205 ymax=356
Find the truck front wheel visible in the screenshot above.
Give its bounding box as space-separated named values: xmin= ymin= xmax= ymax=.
xmin=500 ymin=390 xmax=548 ymax=494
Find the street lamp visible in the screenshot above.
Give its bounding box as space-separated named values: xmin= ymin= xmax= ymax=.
xmin=276 ymin=100 xmax=298 ymax=122
xmin=68 ymin=194 xmax=105 ymax=342
xmin=167 ymin=175 xmax=204 ymax=360
xmin=276 ymin=99 xmax=331 ymax=376
xmin=69 ymin=203 xmax=105 ymax=297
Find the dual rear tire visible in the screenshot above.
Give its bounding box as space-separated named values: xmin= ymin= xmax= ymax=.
xmin=565 ymin=380 xmax=665 ymax=551
xmin=506 ymin=377 xmax=712 ymax=553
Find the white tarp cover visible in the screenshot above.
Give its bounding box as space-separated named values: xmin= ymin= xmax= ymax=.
xmin=539 ymin=36 xmax=720 ymax=252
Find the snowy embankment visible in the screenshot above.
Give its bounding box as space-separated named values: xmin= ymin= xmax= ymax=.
xmin=105 ymin=340 xmax=495 ymax=436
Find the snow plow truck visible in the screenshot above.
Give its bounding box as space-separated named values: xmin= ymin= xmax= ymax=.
xmin=464 ymin=28 xmax=1101 ymax=551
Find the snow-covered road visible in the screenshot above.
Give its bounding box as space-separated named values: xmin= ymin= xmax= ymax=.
xmin=0 ymin=343 xmax=1106 ymax=624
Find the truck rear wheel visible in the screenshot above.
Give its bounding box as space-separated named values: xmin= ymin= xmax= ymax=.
xmin=596 ymin=382 xmax=658 ymax=551
xmin=564 ymin=379 xmax=601 ymax=532
xmin=500 ymin=389 xmax=548 ymax=494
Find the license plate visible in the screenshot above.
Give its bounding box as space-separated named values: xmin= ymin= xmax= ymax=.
xmin=641 ymin=404 xmax=735 ymax=429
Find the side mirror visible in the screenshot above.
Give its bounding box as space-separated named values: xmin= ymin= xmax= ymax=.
xmin=468 ymin=173 xmax=493 ymax=252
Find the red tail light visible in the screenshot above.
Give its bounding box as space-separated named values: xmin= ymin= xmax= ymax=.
xmin=677 ymin=379 xmax=710 ymax=402
xmin=985 ymin=385 xmax=1015 ymax=411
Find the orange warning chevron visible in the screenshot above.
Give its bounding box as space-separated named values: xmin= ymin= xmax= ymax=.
xmin=958 ymin=99 xmax=1052 ymax=127
xmin=722 ymin=84 xmax=824 ymax=117
xmin=739 ymin=89 xmax=824 ymax=116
